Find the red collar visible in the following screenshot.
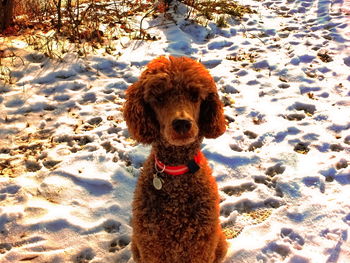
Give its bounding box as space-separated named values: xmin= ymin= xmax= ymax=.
xmin=155 ymin=151 xmax=202 ymax=176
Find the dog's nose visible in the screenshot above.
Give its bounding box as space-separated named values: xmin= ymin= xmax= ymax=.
xmin=172 ymin=119 xmax=192 ymax=134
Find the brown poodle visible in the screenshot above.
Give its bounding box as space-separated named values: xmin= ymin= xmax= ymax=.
xmin=123 ymin=56 xmax=228 ymax=263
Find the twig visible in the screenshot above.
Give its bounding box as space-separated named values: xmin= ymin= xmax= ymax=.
xmin=139 ymin=6 xmax=157 ymax=40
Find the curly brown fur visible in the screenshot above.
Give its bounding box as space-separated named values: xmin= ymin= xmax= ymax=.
xmin=124 ymin=56 xmax=228 ymax=263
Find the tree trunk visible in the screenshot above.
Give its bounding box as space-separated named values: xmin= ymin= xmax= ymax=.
xmin=67 ymin=0 xmax=72 ymax=13
xmin=56 ymin=0 xmax=62 ymax=31
xmin=0 ymin=0 xmax=14 ymax=31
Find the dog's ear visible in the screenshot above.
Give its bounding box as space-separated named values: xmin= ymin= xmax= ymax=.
xmin=123 ymin=81 xmax=159 ymax=144
xmin=199 ymin=92 xmax=226 ymax=138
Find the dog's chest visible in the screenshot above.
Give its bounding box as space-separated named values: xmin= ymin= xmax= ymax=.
xmin=134 ymin=170 xmax=218 ymax=247
xmin=143 ymin=174 xmax=212 ymax=225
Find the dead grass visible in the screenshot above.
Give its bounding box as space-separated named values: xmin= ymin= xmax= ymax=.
xmin=0 ymin=0 xmax=255 ymax=72
xmin=196 ymin=0 xmax=254 ymax=18
xmin=223 ymin=208 xmax=273 ymax=239
xmin=183 ymin=0 xmax=255 ymax=26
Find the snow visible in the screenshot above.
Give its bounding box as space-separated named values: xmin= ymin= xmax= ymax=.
xmin=1 ymin=0 xmax=350 ymax=262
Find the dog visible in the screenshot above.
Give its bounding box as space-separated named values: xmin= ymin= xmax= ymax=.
xmin=124 ymin=56 xmax=228 ymax=263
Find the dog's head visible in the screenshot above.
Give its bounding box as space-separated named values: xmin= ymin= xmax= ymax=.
xmin=123 ymin=56 xmax=226 ymax=146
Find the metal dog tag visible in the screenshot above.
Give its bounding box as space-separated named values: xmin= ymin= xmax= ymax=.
xmin=153 ymin=174 xmax=163 ymax=190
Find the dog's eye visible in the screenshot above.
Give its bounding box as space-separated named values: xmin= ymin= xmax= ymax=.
xmin=156 ymin=96 xmax=165 ymax=105
xmin=189 ymin=90 xmax=199 ymax=102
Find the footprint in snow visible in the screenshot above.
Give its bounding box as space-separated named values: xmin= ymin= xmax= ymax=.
xmin=25 ymin=52 xmax=46 ymax=63
xmin=229 ymin=144 xmax=243 ymax=152
xmin=302 ymin=132 xmax=319 ymax=141
xmin=259 ymin=241 xmax=291 ymax=261
xmin=4 ymin=97 xmax=25 ymax=108
xmin=273 ymin=127 xmax=301 ymax=143
xmin=289 ymin=101 xmax=316 ymax=115
xmin=24 ymin=206 xmax=48 ymax=218
xmin=0 ymin=184 xmax=21 ymax=195
xmin=315 ymin=142 xmax=344 ymax=153
xmin=329 ymin=143 xmax=344 ymax=152
xmin=201 ymin=59 xmax=221 ymax=69
xmin=222 ymin=182 xmax=257 ymax=197
xmin=167 ymin=41 xmax=197 ymax=55
xmin=335 ymin=159 xmax=348 ymax=170
xmin=284 ymin=113 xmax=306 ymax=121
xmin=248 ymin=140 xmax=264 ymax=151
xmin=344 ymin=214 xmax=350 ymax=226
xmin=80 ymin=92 xmax=96 ymax=104
xmin=294 ymin=142 xmax=310 ymax=154
xmin=25 ymin=160 xmax=42 ymax=172
xmin=75 ymin=248 xmax=95 ymax=263
xmin=54 ymin=94 xmax=71 ymax=102
xmin=253 ymin=164 xmax=286 ymax=196
xmin=43 ymin=159 xmax=62 ymax=169
xmin=220 ymin=196 xmax=283 ymax=217
xmin=87 ymin=117 xmax=103 ymax=126
xmin=103 ymin=219 xmax=121 ymax=234
xmin=50 ymin=170 xmax=113 ymax=197
xmin=266 ymin=163 xmax=286 ymax=177
xmin=243 ymin=130 xmax=258 ymax=139
xmin=106 ymin=80 xmax=128 ymax=91
xmin=44 ymin=104 xmax=57 ymax=111
xmin=345 ymin=135 xmax=350 ymax=145
xmin=109 ymin=235 xmax=130 ymax=253
xmin=302 ymin=176 xmax=325 ymax=193
xmin=343 ymin=56 xmax=350 ymax=67
xmin=299 ymin=86 xmax=321 ymax=94
xmin=0 ymin=243 xmax=12 ymax=254
xmin=328 ymin=123 xmax=350 ymax=133
xmin=223 ymin=84 xmax=240 ymax=94
xmin=179 ymin=23 xmax=210 ymax=44
xmin=278 ymin=83 xmax=290 ymax=89
xmin=42 ymin=82 xmax=86 ymax=95
xmin=221 ymin=192 xmax=280 ymax=239
xmin=101 ymin=141 xmax=117 ymax=153
xmin=229 ymin=139 xmax=264 ymax=153
xmin=208 ymin=40 xmax=234 ymax=50
xmin=236 ymin=69 xmax=248 ymax=77
xmin=0 ymin=236 xmax=47 ymax=259
xmin=35 ymin=70 xmax=77 ymax=84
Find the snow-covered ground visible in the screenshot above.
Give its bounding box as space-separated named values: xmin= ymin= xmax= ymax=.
xmin=1 ymin=0 xmax=350 ymax=262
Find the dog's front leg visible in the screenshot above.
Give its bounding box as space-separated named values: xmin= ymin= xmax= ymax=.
xmin=213 ymin=231 xmax=228 ymax=263
xmin=131 ymin=240 xmax=141 ymax=263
